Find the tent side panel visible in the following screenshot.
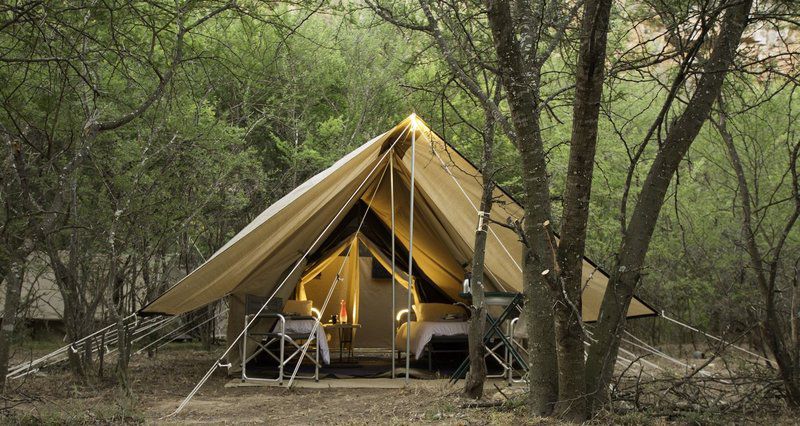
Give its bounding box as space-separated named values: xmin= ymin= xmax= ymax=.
xmin=408 ymin=123 xmax=657 ymax=320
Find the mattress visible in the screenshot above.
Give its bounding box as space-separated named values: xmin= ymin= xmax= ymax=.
xmin=395 ymin=320 xmax=468 ymax=360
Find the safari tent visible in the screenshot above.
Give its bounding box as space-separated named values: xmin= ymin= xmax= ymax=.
xmin=141 ymin=114 xmax=656 ymax=374
xmin=0 ymin=252 xmax=74 ymax=335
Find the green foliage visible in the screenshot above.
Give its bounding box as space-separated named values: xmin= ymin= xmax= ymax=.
xmin=1 ymin=0 xmax=796 ymax=348
xmin=0 ymin=3 xmax=428 ymax=322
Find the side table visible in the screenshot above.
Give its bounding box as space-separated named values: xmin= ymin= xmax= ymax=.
xmin=323 ymin=323 xmax=361 ymax=362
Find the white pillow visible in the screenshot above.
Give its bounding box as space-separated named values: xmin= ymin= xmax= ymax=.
xmin=283 ymin=300 xmax=312 ymax=316
xmin=413 ymin=303 xmax=465 ymax=322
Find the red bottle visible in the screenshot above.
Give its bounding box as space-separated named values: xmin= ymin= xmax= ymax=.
xmin=339 ymin=299 xmax=348 ymax=324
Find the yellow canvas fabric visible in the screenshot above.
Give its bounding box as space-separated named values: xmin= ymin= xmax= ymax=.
xmin=402 ymin=119 xmax=655 ymax=320
xmin=297 ymin=233 xmax=417 ymax=308
xmin=366 ymin=164 xmax=466 ymax=301
xmin=295 ymin=238 xmax=352 ymax=301
xmin=345 ymin=238 xmax=360 ymax=324
xmin=283 ymin=300 xmax=312 ymax=316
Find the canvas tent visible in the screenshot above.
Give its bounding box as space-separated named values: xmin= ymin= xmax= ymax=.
xmin=0 ymin=251 xmax=162 ymax=325
xmin=141 ymin=114 xmax=656 ymax=369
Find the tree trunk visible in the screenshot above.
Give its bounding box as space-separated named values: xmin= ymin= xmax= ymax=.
xmin=201 ymin=304 xmax=215 ymax=351
xmin=485 ymin=0 xmax=559 ymax=414
xmin=523 ymin=245 xmax=559 ymax=415
xmin=47 ymin=246 xmax=94 ymax=381
xmin=584 ymin=0 xmax=753 ymax=410
xmin=464 ymin=112 xmax=496 ymax=399
xmin=0 ymin=262 xmax=24 ymax=391
xmin=116 ymin=319 xmax=132 ymax=394
xmin=486 ymin=0 xmax=558 ymax=416
xmin=106 ymin=220 xmax=134 ymax=394
xmin=792 ymin=263 xmax=799 ymax=375
xmin=38 ymin=150 xmax=100 ymax=381
xmin=98 ymin=329 xmax=106 ymax=378
xmin=551 ymin=0 xmax=613 ymax=420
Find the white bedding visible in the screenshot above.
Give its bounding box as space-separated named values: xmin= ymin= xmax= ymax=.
xmin=395 ymin=321 xmax=468 ymax=360
xmin=282 ymin=319 xmax=331 ymax=365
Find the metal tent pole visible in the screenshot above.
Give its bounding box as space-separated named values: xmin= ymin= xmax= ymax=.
xmin=406 ymin=117 xmax=416 ymax=382
xmin=390 ymin=154 xmax=396 ymax=379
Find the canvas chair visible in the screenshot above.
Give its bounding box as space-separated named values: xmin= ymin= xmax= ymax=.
xmin=241 ymin=295 xmax=320 ymax=384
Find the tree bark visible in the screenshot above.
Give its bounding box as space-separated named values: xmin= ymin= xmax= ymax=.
xmin=47 ymin=247 xmax=91 ymax=380
xmin=552 ymin=0 xmax=613 ymax=420
xmin=0 ymin=262 xmax=24 ymax=391
xmin=584 ymin=0 xmax=754 ymax=410
xmin=485 ymin=0 xmax=559 ymax=415
xmin=108 ymin=239 xmax=133 ymax=394
xmin=464 ymin=112 xmax=496 ymax=399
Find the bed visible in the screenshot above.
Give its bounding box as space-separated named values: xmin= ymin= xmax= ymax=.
xmin=396 ymin=320 xmax=469 ymax=359
xmin=395 ymin=303 xmax=469 ymax=368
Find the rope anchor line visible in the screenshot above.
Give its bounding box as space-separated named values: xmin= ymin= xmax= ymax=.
xmin=660 ymin=311 xmax=771 ymax=363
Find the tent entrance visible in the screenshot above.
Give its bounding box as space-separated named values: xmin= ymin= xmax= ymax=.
xmin=295 ymin=193 xmax=465 ymax=352
xmin=297 ymin=232 xmax=412 ymax=351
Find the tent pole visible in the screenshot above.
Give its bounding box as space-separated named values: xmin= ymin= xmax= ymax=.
xmin=390 ymin=154 xmax=396 ymax=379
xmin=406 ymin=118 xmax=416 ymax=382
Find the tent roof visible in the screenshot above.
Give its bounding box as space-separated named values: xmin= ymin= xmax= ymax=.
xmin=142 ymin=114 xmax=657 ymax=321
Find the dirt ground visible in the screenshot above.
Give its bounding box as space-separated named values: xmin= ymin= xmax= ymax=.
xmin=1 ymin=344 xmax=551 ymax=425
xmin=1 ymin=343 xmax=797 ymax=425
